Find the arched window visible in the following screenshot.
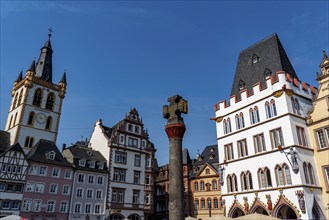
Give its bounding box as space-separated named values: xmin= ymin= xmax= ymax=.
xmin=194 ymin=182 xmax=199 ymax=192
xmin=46 ymin=116 xmax=52 ymax=130
xmin=235 ymin=114 xmax=240 ymax=130
xmin=13 ymin=113 xmax=18 ymax=126
xmin=28 ymin=112 xmax=35 ymax=126
xmin=12 ymin=93 xmax=18 ymax=110
xmin=46 ymin=93 xmax=55 ymax=110
xmin=227 ymin=176 xmax=232 ymax=193
xmin=284 ymin=164 xmax=292 ymax=185
xmin=24 ymin=136 xmax=34 ymax=148
xmin=258 ymin=167 xmax=272 ymax=188
xmin=241 ymin=172 xmax=247 ymax=191
xmin=223 ymin=119 xmax=227 ymax=134
xmin=212 ymin=179 xmax=218 ymax=190
xmin=308 ymin=163 xmax=315 ymax=185
xmin=233 ymin=174 xmax=238 ymax=191
xmin=303 ymin=162 xmax=310 ymax=184
xmin=249 ymin=108 xmax=255 ymax=124
xmin=265 ymin=101 xmax=271 ymax=118
xmin=18 ymin=89 xmax=23 ymax=105
xmin=254 ymin=106 xmax=260 ymax=123
xmin=236 ymin=113 xmax=245 ymax=130
xmin=240 ymin=112 xmax=245 ymax=128
xmin=247 ymin=171 xmax=253 ymax=190
xmin=276 ymin=165 xmax=284 ymax=186
xmin=194 ymin=199 xmax=199 ymax=210
xmin=8 ymin=115 xmax=13 ymax=129
xmin=270 ymin=99 xmax=277 ymax=116
xmin=33 ymin=88 xmax=43 ymax=107
xmin=227 ymin=118 xmax=231 ymax=133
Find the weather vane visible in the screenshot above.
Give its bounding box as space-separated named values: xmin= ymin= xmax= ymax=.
xmin=48 ymin=27 xmax=53 ymax=38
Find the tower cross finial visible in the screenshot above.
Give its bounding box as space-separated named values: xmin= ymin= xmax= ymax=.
xmin=48 ymin=27 xmax=53 ymax=38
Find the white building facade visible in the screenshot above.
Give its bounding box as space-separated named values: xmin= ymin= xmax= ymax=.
xmin=89 ymin=109 xmax=156 ymax=220
xmin=214 ymin=34 xmax=326 ymax=219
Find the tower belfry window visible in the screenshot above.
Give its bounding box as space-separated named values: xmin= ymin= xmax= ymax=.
xmin=252 ymin=54 xmax=259 ymax=64
xmin=33 ymin=88 xmax=43 ymax=107
xmin=46 ymin=93 xmax=55 ymax=110
xmin=238 ymin=80 xmax=245 ymax=91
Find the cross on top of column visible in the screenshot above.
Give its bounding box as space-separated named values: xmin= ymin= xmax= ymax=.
xmin=163 ymin=95 xmax=188 ymax=124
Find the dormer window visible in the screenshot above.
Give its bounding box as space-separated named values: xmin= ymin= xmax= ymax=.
xmin=48 ymin=151 xmax=55 ymax=160
xmin=264 ymin=68 xmax=272 ymax=78
xmin=98 ymin=162 xmax=104 ymax=169
xmin=86 ymin=151 xmax=92 ymax=156
xmin=89 ymin=160 xmax=95 ymax=168
xmin=210 ymin=154 xmax=215 ymax=160
xmin=238 ymin=80 xmax=245 ymax=91
xmin=79 ymin=160 xmax=86 ymax=167
xmin=252 ymin=54 xmax=259 ymax=64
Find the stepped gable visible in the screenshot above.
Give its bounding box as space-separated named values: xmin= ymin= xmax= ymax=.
xmin=230 ymin=33 xmax=298 ymax=100
xmin=27 ymin=139 xmax=72 ymax=167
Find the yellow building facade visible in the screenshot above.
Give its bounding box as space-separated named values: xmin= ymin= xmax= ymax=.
xmin=190 ymin=162 xmax=224 ymax=220
xmin=307 ymin=51 xmax=329 ymax=219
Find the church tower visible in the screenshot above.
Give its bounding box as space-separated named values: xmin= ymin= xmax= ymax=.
xmin=4 ymin=31 xmax=67 ymax=153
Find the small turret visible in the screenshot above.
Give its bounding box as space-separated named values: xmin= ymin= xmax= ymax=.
xmin=14 ymin=71 xmax=23 ymax=86
xmin=26 ymin=60 xmax=36 ymax=76
xmin=58 ymin=71 xmax=67 ymax=99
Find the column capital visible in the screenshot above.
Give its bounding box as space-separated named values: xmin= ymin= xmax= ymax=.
xmin=165 ymin=123 xmax=186 ymax=139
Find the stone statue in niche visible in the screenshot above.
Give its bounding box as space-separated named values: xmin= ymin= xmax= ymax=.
xmin=266 ymin=194 xmax=272 ymax=211
xmin=296 ymin=190 xmax=306 ymax=213
xmin=243 ymin=197 xmax=249 ymax=212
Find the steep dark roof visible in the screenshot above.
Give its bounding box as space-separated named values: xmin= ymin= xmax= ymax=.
xmin=230 ymin=33 xmax=298 ymax=99
xmin=182 ymin=148 xmax=191 ymax=164
xmin=35 ymin=36 xmax=53 ymax=83
xmin=0 ymin=131 xmax=10 ymax=153
xmin=66 ymin=145 xmax=107 ymax=162
xmin=101 ymin=125 xmax=113 ymax=139
xmin=193 ymin=144 xmax=218 ymax=166
xmin=27 ymin=139 xmax=72 ymax=167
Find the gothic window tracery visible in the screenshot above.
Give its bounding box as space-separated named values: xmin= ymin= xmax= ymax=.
xmin=33 ymin=88 xmax=43 ymax=107
xmin=46 ymin=93 xmax=55 ymax=110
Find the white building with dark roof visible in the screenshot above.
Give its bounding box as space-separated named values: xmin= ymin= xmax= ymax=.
xmin=0 ymin=132 xmax=29 ymax=218
xmin=213 ymin=34 xmax=326 ymax=219
xmin=62 ymin=140 xmax=108 ymax=220
xmin=89 ymin=108 xmax=156 ymax=220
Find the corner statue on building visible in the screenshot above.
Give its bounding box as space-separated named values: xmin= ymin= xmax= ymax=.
xmin=163 ymin=95 xmax=188 ymax=220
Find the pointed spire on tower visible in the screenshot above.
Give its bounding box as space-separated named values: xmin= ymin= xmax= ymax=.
xmin=59 ymin=71 xmax=67 ymax=85
xmin=35 ymin=28 xmax=53 ymax=83
xmin=323 ymin=50 xmax=328 ymax=59
xmin=27 ymin=60 xmax=36 ymax=72
xmin=15 ymin=70 xmax=23 ymax=82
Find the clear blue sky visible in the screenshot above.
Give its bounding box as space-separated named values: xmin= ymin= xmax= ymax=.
xmin=1 ymin=1 xmax=328 ymax=166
